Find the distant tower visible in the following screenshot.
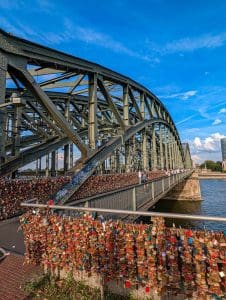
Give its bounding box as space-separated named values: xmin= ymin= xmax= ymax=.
xmin=221 ymin=138 xmax=226 ymax=171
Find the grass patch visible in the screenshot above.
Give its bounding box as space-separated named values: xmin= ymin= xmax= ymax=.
xmin=23 ymin=272 xmax=138 ymax=300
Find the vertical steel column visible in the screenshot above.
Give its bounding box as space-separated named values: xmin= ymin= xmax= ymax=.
xmin=11 ymin=103 xmax=22 ymax=157
xmin=70 ymin=143 xmax=73 ymax=168
xmin=110 ymin=153 xmax=116 ymax=173
xmin=51 ymin=151 xmax=56 ymax=177
xmin=64 ymin=145 xmax=69 ymax=173
xmin=55 ymin=150 xmax=58 ymax=176
xmin=159 ymin=124 xmax=164 ymax=169
xmin=125 ymin=141 xmax=131 ymax=172
xmin=132 ymin=136 xmax=136 ymax=171
xmin=132 ymin=187 xmax=137 ymax=211
xmin=45 ymin=154 xmax=49 ymax=177
xmin=140 ymin=92 xmax=145 ymax=119
xmin=64 ymin=98 xmax=70 ymax=173
xmin=173 ymin=142 xmax=177 ymax=169
xmin=124 ymin=85 xmax=130 ymax=172
xmin=123 ymin=84 xmax=129 ymax=126
xmin=38 ymin=157 xmax=42 ymax=176
xmin=115 ymin=149 xmax=120 ymax=172
xmin=168 ymin=132 xmax=172 ymax=170
xmin=36 ymin=159 xmax=39 ymax=177
xmin=175 ymin=143 xmax=179 ymax=169
xmin=88 ymin=73 xmax=97 ymax=150
xmin=179 ymin=148 xmax=183 ymax=168
xmin=172 ymin=138 xmax=176 ymax=169
xmin=164 ymin=127 xmax=169 ymax=170
xmin=140 ymin=94 xmax=147 ymax=170
xmin=0 ymin=52 xmax=7 ymax=164
xmin=10 ymin=93 xmax=24 ymax=178
xmin=152 ymin=126 xmax=157 ymax=170
xmin=142 ymin=129 xmax=148 ymax=170
xmin=175 ymin=142 xmax=178 ymax=169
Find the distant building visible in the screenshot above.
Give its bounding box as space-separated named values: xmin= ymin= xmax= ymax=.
xmin=221 ymin=138 xmax=226 ymax=171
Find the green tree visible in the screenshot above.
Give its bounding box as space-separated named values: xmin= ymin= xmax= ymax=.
xmin=200 ymin=160 xmax=222 ymax=172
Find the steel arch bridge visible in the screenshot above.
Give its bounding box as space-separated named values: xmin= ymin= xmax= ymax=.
xmin=0 ymin=29 xmax=192 ymax=203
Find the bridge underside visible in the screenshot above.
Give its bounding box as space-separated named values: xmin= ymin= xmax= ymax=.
xmin=0 ymin=29 xmax=192 ymax=203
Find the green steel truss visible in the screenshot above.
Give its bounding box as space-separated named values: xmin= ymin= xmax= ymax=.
xmin=0 ymin=29 xmax=192 ymax=179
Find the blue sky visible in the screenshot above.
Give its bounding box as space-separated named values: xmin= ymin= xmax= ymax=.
xmin=1 ymin=0 xmax=226 ymax=163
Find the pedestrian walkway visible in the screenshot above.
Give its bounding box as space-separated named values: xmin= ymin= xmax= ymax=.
xmin=0 ymin=253 xmax=41 ymax=300
xmin=0 ymin=217 xmax=25 ymax=255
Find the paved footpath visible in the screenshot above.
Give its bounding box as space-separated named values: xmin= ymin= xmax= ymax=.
xmin=0 ymin=217 xmax=25 ymax=255
xmin=0 ymin=218 xmax=41 ymax=299
xmin=0 ymin=253 xmax=41 ymax=300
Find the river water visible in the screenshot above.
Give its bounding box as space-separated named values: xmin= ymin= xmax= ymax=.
xmin=145 ymin=179 xmax=226 ymax=231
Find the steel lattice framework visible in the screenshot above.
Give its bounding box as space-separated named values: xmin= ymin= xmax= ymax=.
xmin=0 ymin=29 xmax=192 ymax=188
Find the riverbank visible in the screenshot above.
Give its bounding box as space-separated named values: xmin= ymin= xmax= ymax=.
xmin=198 ymin=172 xmax=226 ymax=179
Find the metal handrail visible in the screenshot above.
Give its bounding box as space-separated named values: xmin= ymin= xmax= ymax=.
xmin=20 ymin=202 xmax=226 ymax=223
xmin=62 ymin=170 xmax=193 ymax=206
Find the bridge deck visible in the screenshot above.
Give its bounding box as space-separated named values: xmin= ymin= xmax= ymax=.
xmin=64 ymin=170 xmax=193 ymax=219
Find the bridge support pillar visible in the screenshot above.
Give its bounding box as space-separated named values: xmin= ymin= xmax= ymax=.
xmin=164 ymin=172 xmax=202 ymax=200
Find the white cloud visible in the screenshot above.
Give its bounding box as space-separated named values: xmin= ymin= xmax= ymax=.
xmin=62 ymin=19 xmax=158 ymax=63
xmin=176 ymin=113 xmax=197 ymax=125
xmin=0 ymin=17 xmax=50 ymax=43
xmin=0 ymin=17 xmax=158 ymax=63
xmin=147 ymin=32 xmax=226 ymax=55
xmin=160 ymin=90 xmax=197 ymax=100
xmin=146 ymin=32 xmax=226 ymax=57
xmin=212 ymin=118 xmax=222 ymax=125
xmin=219 ymin=108 xmax=226 ymax=113
xmin=191 ymin=154 xmax=201 ymax=163
xmin=193 ymin=137 xmax=202 ymax=148
xmin=191 ymin=132 xmax=226 ymax=153
xmin=165 ymin=33 xmax=226 ymax=53
xmin=184 ymin=128 xmax=200 ymax=133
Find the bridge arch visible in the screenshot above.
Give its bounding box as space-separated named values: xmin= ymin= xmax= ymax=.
xmin=0 ymin=29 xmax=191 ymax=189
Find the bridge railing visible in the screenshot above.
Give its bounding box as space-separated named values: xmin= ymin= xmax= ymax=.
xmin=66 ymin=170 xmax=192 ymax=214
xmin=23 ymin=170 xmax=193 ymax=218
xmin=20 ymin=199 xmax=226 ymax=223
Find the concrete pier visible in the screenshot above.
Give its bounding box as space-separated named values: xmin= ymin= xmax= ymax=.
xmin=163 ymin=172 xmax=202 ymax=201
